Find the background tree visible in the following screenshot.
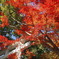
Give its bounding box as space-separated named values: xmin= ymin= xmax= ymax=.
xmin=0 ymin=0 xmax=59 ymax=59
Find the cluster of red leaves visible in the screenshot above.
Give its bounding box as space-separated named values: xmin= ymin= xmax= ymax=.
xmin=8 ymin=53 xmax=17 ymax=59
xmin=0 ymin=14 xmax=9 ymax=27
xmin=0 ymin=12 xmax=4 ymax=16
xmin=0 ymin=35 xmax=10 ymax=50
xmin=6 ymin=0 xmax=38 ymax=8
xmin=0 ymin=35 xmax=19 ymax=50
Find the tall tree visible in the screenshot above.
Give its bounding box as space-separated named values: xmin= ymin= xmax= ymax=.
xmin=0 ymin=0 xmax=59 ymax=59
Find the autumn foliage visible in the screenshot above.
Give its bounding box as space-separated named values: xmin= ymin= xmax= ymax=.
xmin=0 ymin=12 xmax=9 ymax=27
xmin=0 ymin=0 xmax=59 ymax=59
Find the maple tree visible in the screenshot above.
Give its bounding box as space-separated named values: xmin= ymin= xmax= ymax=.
xmin=0 ymin=0 xmax=59 ymax=59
